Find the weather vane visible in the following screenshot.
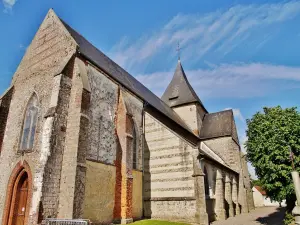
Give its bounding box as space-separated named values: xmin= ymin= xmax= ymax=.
xmin=176 ymin=42 xmax=182 ymax=60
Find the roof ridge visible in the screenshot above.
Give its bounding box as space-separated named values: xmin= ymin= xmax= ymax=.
xmin=58 ymin=17 xmax=199 ymax=145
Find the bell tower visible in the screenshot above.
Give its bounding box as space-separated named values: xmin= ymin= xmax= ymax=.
xmin=161 ymin=60 xmax=207 ymax=136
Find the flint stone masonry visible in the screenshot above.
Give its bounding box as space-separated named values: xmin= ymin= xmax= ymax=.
xmin=0 ymin=9 xmax=76 ymax=224
xmin=87 ymin=66 xmax=118 ymax=164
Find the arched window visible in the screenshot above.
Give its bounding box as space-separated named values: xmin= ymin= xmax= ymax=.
xmin=20 ymin=93 xmax=38 ymax=151
xmin=132 ymin=126 xmax=137 ymax=169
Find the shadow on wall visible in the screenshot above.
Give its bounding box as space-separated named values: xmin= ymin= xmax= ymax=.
xmin=224 ymin=200 xmax=229 ymax=219
xmin=206 ymin=198 xmax=216 ymax=223
xmin=232 ymin=202 xmax=236 ymax=217
xmin=255 ymin=207 xmax=285 ymax=225
xmin=143 ymin=140 xmax=151 ymax=218
xmin=239 ymin=203 xmax=242 ymax=214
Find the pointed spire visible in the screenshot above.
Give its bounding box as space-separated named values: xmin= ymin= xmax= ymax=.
xmin=162 ymin=60 xmax=206 ymax=109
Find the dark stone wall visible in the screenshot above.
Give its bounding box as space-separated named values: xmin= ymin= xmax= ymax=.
xmin=0 ymin=87 xmax=14 ymax=154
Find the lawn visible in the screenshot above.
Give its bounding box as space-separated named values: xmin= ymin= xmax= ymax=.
xmin=132 ymin=220 xmax=190 ymax=225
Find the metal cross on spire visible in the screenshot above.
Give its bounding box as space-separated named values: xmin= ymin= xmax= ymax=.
xmin=176 ymin=42 xmax=182 ymax=60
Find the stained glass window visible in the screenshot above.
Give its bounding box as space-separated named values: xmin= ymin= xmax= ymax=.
xmin=20 ymin=93 xmax=38 ymax=151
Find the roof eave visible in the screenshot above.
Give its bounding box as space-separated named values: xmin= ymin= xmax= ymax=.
xmin=199 ymin=152 xmax=239 ymax=175
xmin=76 ymin=51 xmax=199 ymax=146
xmin=171 ymin=101 xmax=208 ymax=113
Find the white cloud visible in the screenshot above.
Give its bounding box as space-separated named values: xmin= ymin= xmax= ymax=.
xmin=135 ymin=62 xmax=300 ymax=98
xmin=3 ymin=0 xmax=17 ymax=12
xmin=224 ymin=108 xmax=245 ymax=122
xmin=110 ymin=1 xmax=300 ymax=70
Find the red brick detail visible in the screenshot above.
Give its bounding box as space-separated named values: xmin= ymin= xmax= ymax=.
xmin=125 ymin=178 xmax=133 ymax=218
xmin=2 ymin=161 xmax=33 ymax=225
xmin=113 ymin=92 xmax=133 ymax=221
xmin=113 ymin=143 xmax=122 ymax=219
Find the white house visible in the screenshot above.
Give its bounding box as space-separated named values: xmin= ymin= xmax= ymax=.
xmin=252 ymin=186 xmax=286 ymax=207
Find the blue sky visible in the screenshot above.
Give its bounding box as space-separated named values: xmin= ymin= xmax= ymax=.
xmin=1 ymin=0 xmax=300 ymax=178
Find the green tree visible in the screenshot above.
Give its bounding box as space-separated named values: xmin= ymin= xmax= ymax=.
xmin=252 ymin=179 xmax=263 ymax=187
xmin=246 ymin=106 xmax=300 ymax=211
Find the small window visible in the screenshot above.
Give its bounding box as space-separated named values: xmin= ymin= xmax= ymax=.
xmin=169 ymin=96 xmax=178 ymax=100
xmin=20 ymin=93 xmax=38 ymax=151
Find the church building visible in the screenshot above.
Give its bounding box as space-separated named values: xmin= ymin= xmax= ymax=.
xmin=0 ymin=9 xmax=254 ymax=225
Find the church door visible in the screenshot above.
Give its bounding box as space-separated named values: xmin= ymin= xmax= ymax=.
xmin=8 ymin=170 xmax=29 ymax=225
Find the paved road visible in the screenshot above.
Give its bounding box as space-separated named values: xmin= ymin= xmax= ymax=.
xmin=211 ymin=207 xmax=285 ymax=225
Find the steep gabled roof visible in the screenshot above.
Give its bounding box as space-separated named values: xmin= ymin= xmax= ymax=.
xmin=59 ymin=19 xmax=199 ymax=145
xmin=161 ymin=60 xmax=207 ymax=111
xmin=200 ymin=109 xmax=239 ymax=144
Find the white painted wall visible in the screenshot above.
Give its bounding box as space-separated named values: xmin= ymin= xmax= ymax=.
xmin=252 ymin=187 xmax=286 ymax=207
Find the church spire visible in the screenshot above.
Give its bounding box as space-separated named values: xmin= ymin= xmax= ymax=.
xmin=161 ymin=60 xmax=206 ymax=110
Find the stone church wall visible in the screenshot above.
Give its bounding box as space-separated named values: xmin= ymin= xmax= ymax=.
xmin=41 ymin=73 xmax=72 ymax=219
xmin=80 ymin=63 xmax=144 ymax=223
xmin=0 ymin=72 xmax=62 ymax=224
xmin=204 ymin=137 xmax=240 ymax=172
xmin=122 ymin=91 xmax=144 ymax=170
xmin=144 ymin=113 xmax=197 ymax=222
xmin=173 ymin=104 xmax=199 ymax=135
xmin=86 ymin=65 xmax=118 ymax=164
xmin=0 ymin=10 xmax=77 ymax=224
xmin=241 ymin=153 xmax=255 ymax=211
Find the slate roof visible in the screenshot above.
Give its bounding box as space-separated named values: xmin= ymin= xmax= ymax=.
xmin=59 ymin=19 xmax=200 ymax=145
xmin=200 ymin=110 xmax=239 ymax=144
xmin=161 ymin=60 xmax=207 ymax=111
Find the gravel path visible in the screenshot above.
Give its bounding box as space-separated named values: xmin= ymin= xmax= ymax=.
xmin=211 ymin=207 xmax=285 ymax=225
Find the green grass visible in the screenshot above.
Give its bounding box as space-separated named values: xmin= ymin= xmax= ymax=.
xmin=132 ymin=220 xmax=190 ymax=225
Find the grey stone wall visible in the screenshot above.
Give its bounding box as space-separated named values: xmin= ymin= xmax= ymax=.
xmin=144 ymin=113 xmax=198 ymax=223
xmin=144 ymin=200 xmax=197 ymax=222
xmin=86 ymin=66 xmax=118 ymax=164
xmin=122 ymin=91 xmax=143 ymax=170
xmin=204 ymin=137 xmax=241 ymax=172
xmin=86 ymin=64 xmax=143 ymax=169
